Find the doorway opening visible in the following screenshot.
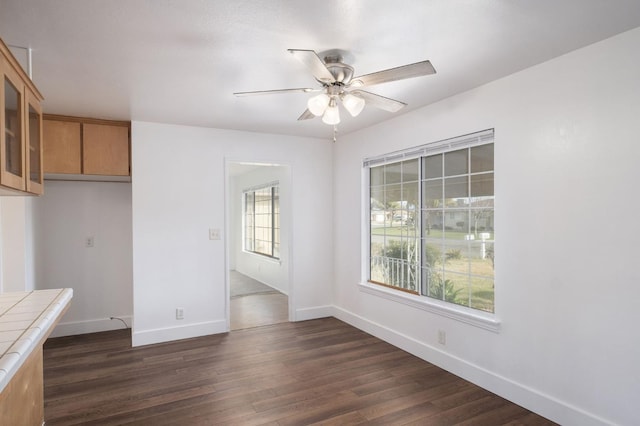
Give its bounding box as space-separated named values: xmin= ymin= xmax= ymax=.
xmin=226 ymin=161 xmax=292 ymax=330
xmin=229 ymin=270 xmax=287 ymax=330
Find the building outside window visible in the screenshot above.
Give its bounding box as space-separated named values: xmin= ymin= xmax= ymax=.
xmin=244 ymin=183 xmax=280 ymax=258
xmin=366 ymin=130 xmax=494 ymax=312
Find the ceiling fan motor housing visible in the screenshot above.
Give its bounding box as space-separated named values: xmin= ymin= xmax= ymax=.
xmin=321 ymin=55 xmax=354 ymax=86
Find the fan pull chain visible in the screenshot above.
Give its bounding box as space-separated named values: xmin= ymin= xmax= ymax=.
xmin=333 ymin=125 xmax=338 ymax=143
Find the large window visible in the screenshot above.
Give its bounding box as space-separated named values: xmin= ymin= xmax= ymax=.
xmin=367 ymin=130 xmax=494 ymax=313
xmin=244 ymin=183 xmax=280 ymax=258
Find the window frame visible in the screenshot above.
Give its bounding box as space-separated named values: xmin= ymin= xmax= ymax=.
xmin=361 ymin=130 xmax=500 ymax=332
xmin=243 ymin=182 xmax=280 ymax=260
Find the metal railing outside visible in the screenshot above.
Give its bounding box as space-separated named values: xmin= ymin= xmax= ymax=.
xmin=371 ymin=256 xmax=419 ymax=292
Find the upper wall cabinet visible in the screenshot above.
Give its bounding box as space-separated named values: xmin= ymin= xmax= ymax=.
xmin=0 ymin=38 xmax=44 ymax=195
xmin=83 ymin=123 xmax=129 ymax=176
xmin=26 ymin=88 xmax=44 ymax=193
xmin=43 ymin=115 xmax=130 ymax=180
xmin=43 ymin=119 xmax=81 ymax=174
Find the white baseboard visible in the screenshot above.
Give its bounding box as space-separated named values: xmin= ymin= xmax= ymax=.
xmin=132 ymin=320 xmax=227 ymax=347
xmin=332 ymin=305 xmax=611 ymax=426
xmin=294 ymin=305 xmax=333 ymax=321
xmin=50 ymin=315 xmax=133 ymax=338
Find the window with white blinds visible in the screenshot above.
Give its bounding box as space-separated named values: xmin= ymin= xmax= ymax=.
xmin=244 ymin=183 xmax=280 ymax=259
xmin=365 ymin=129 xmax=495 ymax=313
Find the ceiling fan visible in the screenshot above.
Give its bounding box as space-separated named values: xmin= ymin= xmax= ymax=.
xmin=234 ymin=49 xmax=436 ymax=126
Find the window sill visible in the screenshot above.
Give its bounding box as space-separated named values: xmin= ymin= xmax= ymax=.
xmin=242 ymin=250 xmax=282 ymax=265
xmin=358 ymin=282 xmax=501 ymax=333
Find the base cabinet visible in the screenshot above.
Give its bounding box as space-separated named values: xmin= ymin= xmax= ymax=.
xmin=0 ymin=289 xmax=72 ymax=426
xmin=0 ymin=347 xmax=43 ymax=426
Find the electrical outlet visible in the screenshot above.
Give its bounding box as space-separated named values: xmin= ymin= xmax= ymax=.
xmin=438 ymin=330 xmax=446 ymax=345
xmin=85 ymin=236 xmax=94 ymax=248
xmin=176 ymin=307 xmax=184 ymax=320
xmin=209 ymin=228 xmax=220 ymax=240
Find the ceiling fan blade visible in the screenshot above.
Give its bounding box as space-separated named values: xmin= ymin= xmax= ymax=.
xmin=351 ymin=90 xmax=407 ymax=113
xmin=297 ymin=109 xmax=316 ymax=121
xmin=351 ymin=60 xmax=436 ymax=87
xmin=288 ymin=49 xmax=335 ymax=83
xmin=234 ymin=88 xmax=318 ymax=97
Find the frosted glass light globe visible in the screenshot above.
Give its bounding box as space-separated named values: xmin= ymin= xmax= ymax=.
xmin=322 ymin=103 xmax=340 ymax=125
xmin=342 ymin=93 xmax=365 ymax=117
xmin=307 ymin=93 xmax=330 ymax=116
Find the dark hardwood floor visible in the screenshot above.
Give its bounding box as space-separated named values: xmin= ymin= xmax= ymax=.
xmin=43 ymin=318 xmax=556 ymax=425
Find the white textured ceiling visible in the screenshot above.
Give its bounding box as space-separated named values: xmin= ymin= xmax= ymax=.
xmin=2 ymin=0 xmax=640 ymax=140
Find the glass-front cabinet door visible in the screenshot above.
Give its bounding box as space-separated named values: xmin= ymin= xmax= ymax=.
xmin=1 ymin=57 xmax=26 ymax=191
xmin=26 ymin=88 xmax=43 ymax=194
xmin=1 ymin=38 xmax=44 ymax=195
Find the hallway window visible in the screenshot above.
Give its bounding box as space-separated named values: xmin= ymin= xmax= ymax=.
xmin=365 ymin=130 xmax=494 ymax=313
xmin=244 ymin=184 xmax=280 ymax=258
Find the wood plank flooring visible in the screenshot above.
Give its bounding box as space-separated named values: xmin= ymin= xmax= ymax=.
xmin=230 ymin=271 xmax=288 ymax=330
xmin=43 ymin=318 xmax=556 ymax=425
xmin=231 ymin=292 xmax=289 ymax=330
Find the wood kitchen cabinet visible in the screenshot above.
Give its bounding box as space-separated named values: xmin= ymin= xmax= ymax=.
xmin=0 ymin=38 xmax=44 ymax=195
xmin=0 ymin=289 xmax=72 ymax=426
xmin=43 ymin=115 xmax=130 ymax=178
xmin=83 ymin=123 xmax=129 ymax=176
xmin=25 ymin=87 xmax=44 ymax=193
xmin=43 ymin=119 xmax=81 ymax=174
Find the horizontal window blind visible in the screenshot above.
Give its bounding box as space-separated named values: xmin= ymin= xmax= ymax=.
xmin=363 ymin=129 xmax=494 ymax=168
xmin=242 ymin=180 xmax=279 ymax=193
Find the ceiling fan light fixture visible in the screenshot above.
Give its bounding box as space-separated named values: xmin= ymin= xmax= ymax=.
xmin=307 ymin=93 xmax=330 ymax=116
xmin=237 ymin=49 xmax=437 ymax=132
xmin=342 ymin=93 xmax=366 ymax=117
xmin=322 ymin=98 xmax=340 ymax=125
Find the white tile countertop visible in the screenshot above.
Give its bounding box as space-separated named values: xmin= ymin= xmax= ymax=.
xmin=0 ymin=288 xmax=72 ymax=392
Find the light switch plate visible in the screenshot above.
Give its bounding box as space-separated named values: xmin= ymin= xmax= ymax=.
xmin=209 ymin=228 xmax=220 ymax=240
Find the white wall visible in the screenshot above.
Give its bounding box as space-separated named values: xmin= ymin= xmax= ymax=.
xmin=0 ymin=197 xmax=27 ymax=292
xmin=333 ymin=28 xmax=640 ymax=426
xmin=0 ymin=197 xmax=36 ymax=293
xmin=231 ymin=165 xmax=289 ymax=294
xmin=32 ymin=180 xmax=133 ymax=336
xmin=24 ymin=197 xmax=36 ymax=292
xmin=131 ymin=123 xmax=333 ymax=346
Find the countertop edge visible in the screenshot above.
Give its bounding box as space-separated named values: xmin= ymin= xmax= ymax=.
xmin=0 ymin=288 xmax=73 ymax=393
